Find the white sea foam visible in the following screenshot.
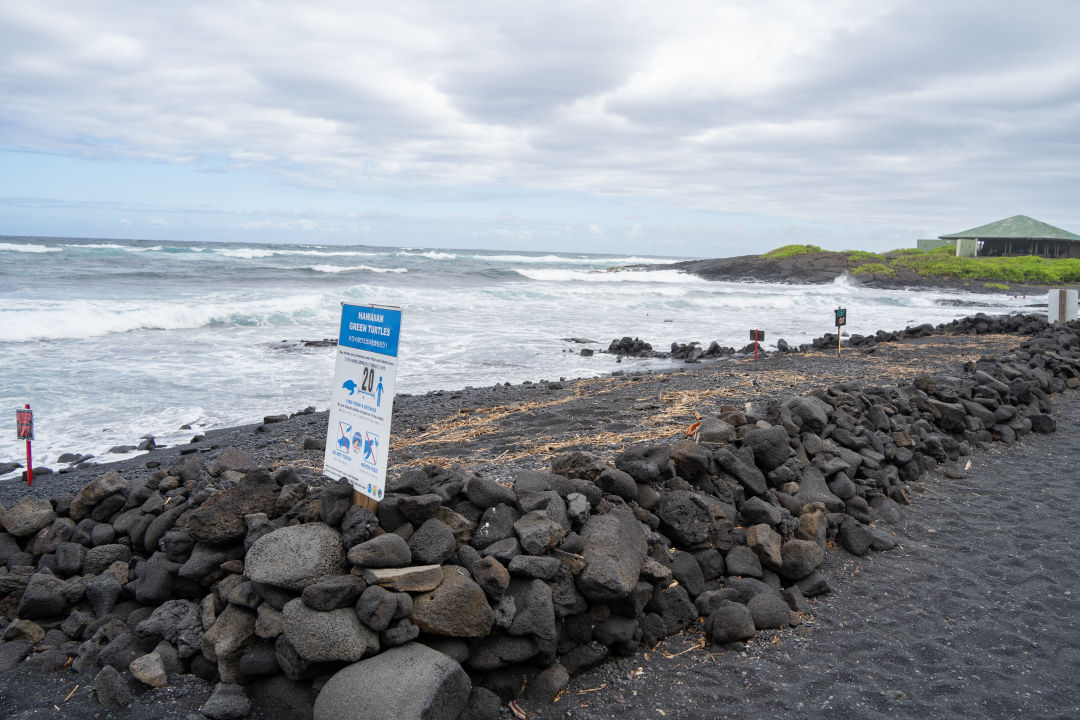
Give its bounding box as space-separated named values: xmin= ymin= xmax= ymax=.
xmin=0 ymin=242 xmax=61 ymax=253
xmin=0 ymin=294 xmax=327 ymax=342
xmin=396 ymin=250 xmax=457 ymax=260
xmin=515 ymin=268 xmax=707 ymax=284
xmin=64 ymin=243 xmax=126 ymax=249
xmin=307 ymin=264 xmax=407 ymax=274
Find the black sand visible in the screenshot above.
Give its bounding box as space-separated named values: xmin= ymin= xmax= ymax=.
xmin=0 ymin=330 xmax=1077 ymax=718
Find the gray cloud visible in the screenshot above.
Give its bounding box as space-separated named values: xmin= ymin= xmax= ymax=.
xmin=0 ymin=0 xmax=1078 ymax=249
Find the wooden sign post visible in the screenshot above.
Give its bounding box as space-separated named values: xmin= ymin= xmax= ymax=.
xmin=834 ymin=308 xmax=847 ymax=356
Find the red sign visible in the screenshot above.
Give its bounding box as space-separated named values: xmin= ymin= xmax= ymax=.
xmin=16 ymin=408 xmax=33 ymax=441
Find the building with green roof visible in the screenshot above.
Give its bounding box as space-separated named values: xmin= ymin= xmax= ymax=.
xmin=939 ymin=215 xmax=1080 ymax=258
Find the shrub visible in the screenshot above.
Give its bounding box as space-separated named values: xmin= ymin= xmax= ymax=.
xmin=761 ymin=244 xmax=823 ymax=259
xmin=846 ymin=250 xmax=887 ymax=263
xmin=851 ymin=262 xmax=896 ymax=278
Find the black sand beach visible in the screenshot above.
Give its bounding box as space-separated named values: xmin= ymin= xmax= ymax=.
xmin=0 ymin=318 xmax=1077 ymax=719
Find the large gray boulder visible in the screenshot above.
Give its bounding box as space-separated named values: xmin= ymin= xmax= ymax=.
xmin=246 ymin=524 xmax=346 ymax=590
xmin=314 ymin=643 xmax=470 ymax=720
xmin=69 ymin=471 xmax=128 ymax=521
xmin=2 ymin=497 xmax=55 ymax=538
xmin=283 ymin=598 xmax=378 ymax=662
xmin=577 ymin=507 xmax=647 ymax=601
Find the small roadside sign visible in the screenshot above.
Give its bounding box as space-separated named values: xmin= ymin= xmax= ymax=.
xmin=323 ymin=304 xmax=403 ymax=504
xmin=16 ymin=404 xmax=33 ymax=486
xmin=749 ymin=329 xmax=764 ymax=360
xmin=16 ymin=407 xmax=33 ymax=440
xmin=835 ymin=308 xmax=847 ymax=327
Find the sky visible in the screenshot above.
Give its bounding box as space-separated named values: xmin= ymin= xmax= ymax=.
xmin=1 ymin=0 xmax=1078 ymax=258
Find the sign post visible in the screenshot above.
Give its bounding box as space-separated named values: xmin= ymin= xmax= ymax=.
xmin=834 ymin=308 xmax=847 ymax=356
xmin=323 ymin=304 xmax=402 ymax=513
xmin=16 ymin=404 xmax=33 ymax=486
xmin=749 ymin=329 xmax=765 ymax=360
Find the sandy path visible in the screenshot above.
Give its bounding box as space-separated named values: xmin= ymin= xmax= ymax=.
xmin=531 ymin=391 xmax=1080 ymax=720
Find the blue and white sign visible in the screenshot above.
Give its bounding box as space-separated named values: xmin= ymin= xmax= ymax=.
xmin=323 ymin=304 xmax=402 ymax=501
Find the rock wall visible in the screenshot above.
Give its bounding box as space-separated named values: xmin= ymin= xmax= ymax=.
xmin=0 ymin=313 xmax=1077 ymax=719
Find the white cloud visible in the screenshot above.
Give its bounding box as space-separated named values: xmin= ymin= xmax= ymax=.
xmin=0 ymin=0 xmax=1077 ymax=242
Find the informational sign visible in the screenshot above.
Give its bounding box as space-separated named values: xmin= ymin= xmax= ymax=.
xmin=748 ymin=329 xmax=765 ymax=341
xmin=835 ymin=308 xmax=847 ymax=327
xmin=15 ymin=407 xmax=33 ymax=440
xmin=323 ymin=304 xmax=402 ymax=502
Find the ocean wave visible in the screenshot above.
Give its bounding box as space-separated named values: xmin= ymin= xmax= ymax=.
xmin=0 ymin=294 xmax=326 ymax=342
xmin=63 ymin=243 xmax=126 ymax=250
xmin=307 ymin=264 xmax=407 ymax=274
xmin=515 ymin=268 xmax=706 ymax=284
xmin=468 ymin=253 xmax=676 ymax=265
xmin=0 ymin=242 xmax=62 ymax=253
xmin=215 ymin=247 xmax=384 ymax=259
xmin=395 ymin=250 xmax=457 ymax=260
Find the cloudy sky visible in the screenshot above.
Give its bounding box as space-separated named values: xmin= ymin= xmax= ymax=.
xmin=1 ymin=0 xmax=1078 ymax=257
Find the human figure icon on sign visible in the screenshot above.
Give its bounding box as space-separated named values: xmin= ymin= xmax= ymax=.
xmin=376 ymin=377 xmax=384 ymax=406
xmin=363 ymin=431 xmax=379 ymax=464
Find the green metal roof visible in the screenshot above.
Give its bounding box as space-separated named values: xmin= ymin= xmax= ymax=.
xmin=940 ymin=215 xmax=1080 ymax=241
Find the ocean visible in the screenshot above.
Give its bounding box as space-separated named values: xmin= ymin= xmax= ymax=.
xmin=0 ymin=236 xmax=1028 ymax=478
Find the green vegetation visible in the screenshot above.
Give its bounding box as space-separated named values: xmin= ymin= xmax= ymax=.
xmin=761 ymin=244 xmax=823 ymax=259
xmin=758 ymin=242 xmax=1080 ymax=285
xmin=845 ymin=250 xmax=887 ymax=263
xmin=850 ymin=262 xmax=896 ymax=278
xmin=889 ymin=253 xmax=1080 ymax=283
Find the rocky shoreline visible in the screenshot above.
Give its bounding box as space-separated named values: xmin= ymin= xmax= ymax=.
xmin=622 ymin=251 xmax=1074 ymax=297
xmin=0 ymin=312 xmax=1076 ymax=719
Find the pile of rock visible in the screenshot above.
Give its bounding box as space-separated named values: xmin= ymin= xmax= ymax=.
xmin=0 ymin=315 xmax=1077 ymax=719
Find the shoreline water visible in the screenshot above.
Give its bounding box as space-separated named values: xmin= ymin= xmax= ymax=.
xmin=0 ymin=236 xmax=1036 ymax=474
xmin=0 ymin=311 xmax=1033 ymax=505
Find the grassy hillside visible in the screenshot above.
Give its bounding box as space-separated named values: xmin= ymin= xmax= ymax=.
xmin=760 ymin=244 xmax=1080 ymax=288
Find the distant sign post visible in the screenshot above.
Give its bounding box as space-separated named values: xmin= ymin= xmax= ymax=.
xmin=749 ymin=329 xmax=765 ymax=360
xmin=16 ymin=405 xmax=33 ymax=486
xmin=323 ymin=304 xmax=402 ymax=511
xmin=834 ymin=308 xmax=847 ymax=356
